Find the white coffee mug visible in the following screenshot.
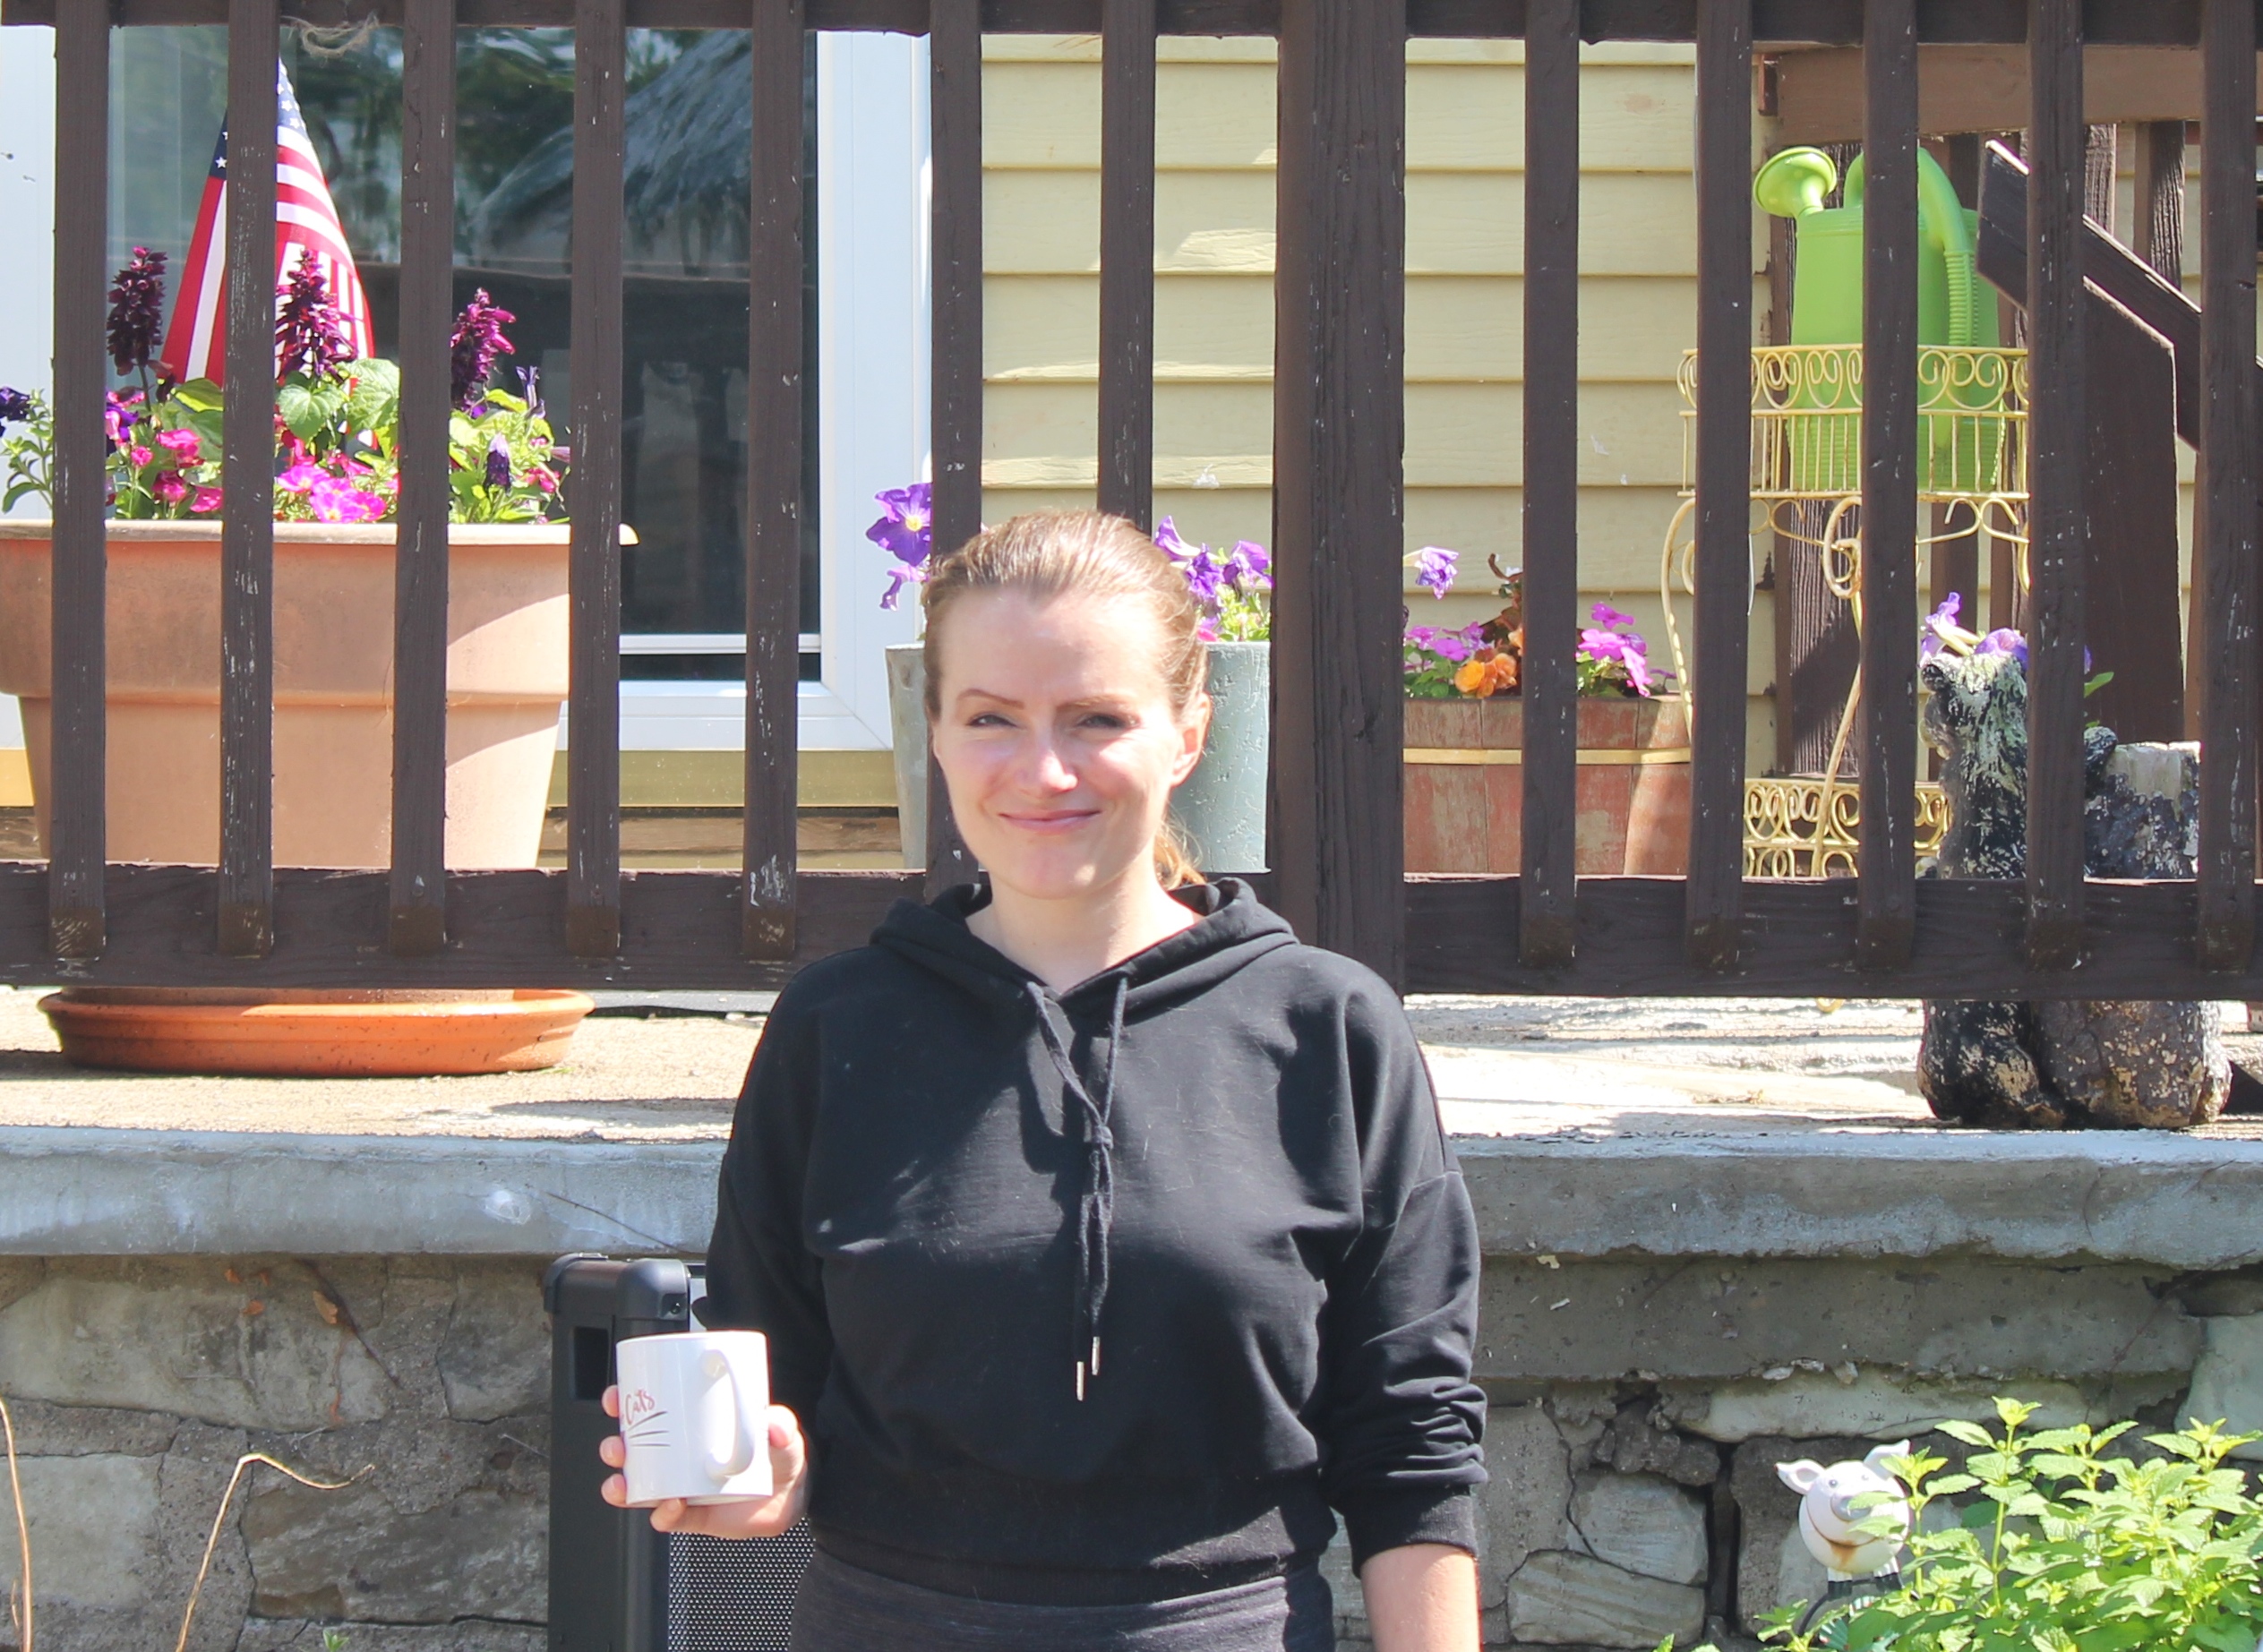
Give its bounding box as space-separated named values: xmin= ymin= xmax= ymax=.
xmin=614 ymin=1330 xmax=775 ymax=1507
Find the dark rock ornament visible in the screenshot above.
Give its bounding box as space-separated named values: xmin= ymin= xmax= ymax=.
xmin=1916 ymin=649 xmax=2227 ymax=1130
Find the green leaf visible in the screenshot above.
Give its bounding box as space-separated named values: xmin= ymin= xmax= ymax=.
xmin=343 ymin=356 xmax=399 ymax=434
xmin=1936 ymin=1419 xmax=1997 ymax=1448
xmin=277 ymin=376 xmax=347 ymax=444
xmin=167 ymin=377 xmax=224 ymax=413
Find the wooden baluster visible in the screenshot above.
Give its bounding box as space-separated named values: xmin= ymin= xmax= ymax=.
xmin=1097 ymin=0 xmax=1156 ymax=530
xmin=1686 ymin=0 xmax=1750 ymax=970
xmin=219 ymin=0 xmax=279 ymax=959
xmin=925 ymin=0 xmax=983 ymax=895
xmin=2024 ymin=0 xmax=2087 ymax=970
xmin=743 ymin=0 xmax=808 ymax=959
xmin=566 ymin=0 xmax=624 ymax=957
xmin=390 ymin=0 xmax=457 ymax=955
xmin=1270 ymin=0 xmax=1407 ymax=982
xmin=47 ymin=0 xmax=108 ymax=960
xmin=2197 ymin=0 xmax=2257 ymax=970
xmin=1520 ymin=0 xmax=1578 ymax=969
xmin=1857 ymin=0 xmax=1917 ymax=969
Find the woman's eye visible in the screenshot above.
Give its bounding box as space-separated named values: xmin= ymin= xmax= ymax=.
xmin=968 ymin=712 xmax=1012 ymax=728
xmin=1079 ymin=713 xmax=1129 ymax=731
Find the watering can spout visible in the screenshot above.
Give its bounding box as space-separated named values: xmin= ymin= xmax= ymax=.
xmin=1755 ymin=147 xmax=1839 ymax=220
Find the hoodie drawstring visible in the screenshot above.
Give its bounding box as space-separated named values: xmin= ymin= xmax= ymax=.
xmin=1026 ymin=976 xmax=1128 ymax=1400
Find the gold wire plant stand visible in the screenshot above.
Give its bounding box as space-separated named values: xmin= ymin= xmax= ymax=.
xmin=1657 ymin=344 xmax=2029 ymax=877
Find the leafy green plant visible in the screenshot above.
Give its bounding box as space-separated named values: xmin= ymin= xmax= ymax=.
xmin=1665 ymin=1397 xmax=2263 ymax=1652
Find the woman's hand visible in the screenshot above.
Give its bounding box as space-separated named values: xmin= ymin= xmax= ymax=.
xmin=598 ymin=1383 xmax=810 ymax=1538
xmin=1360 ymin=1543 xmax=1479 ymax=1652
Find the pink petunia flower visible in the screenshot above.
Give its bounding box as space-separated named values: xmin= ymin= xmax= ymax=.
xmin=157 ymin=428 xmax=201 ymax=461
xmin=307 ymin=475 xmax=386 ymax=524
xmin=152 ymin=472 xmax=187 ymax=505
xmin=190 ymin=485 xmax=222 ymax=514
xmin=278 ymin=459 xmax=326 ymax=494
xmin=128 ymin=445 xmax=152 ymax=468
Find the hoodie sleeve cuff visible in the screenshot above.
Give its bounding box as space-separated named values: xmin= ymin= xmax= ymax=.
xmin=1340 ymin=1486 xmax=1479 ymax=1572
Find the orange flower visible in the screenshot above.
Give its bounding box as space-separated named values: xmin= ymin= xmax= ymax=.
xmin=1453 ymin=654 xmax=1520 ymax=698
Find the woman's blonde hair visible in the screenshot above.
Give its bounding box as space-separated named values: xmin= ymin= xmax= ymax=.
xmin=922 ymin=509 xmax=1210 ymax=888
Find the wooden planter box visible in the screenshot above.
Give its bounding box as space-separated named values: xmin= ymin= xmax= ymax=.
xmin=1404 ymin=695 xmax=1692 ymax=875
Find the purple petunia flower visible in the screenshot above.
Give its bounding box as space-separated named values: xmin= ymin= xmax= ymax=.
xmin=1413 ymin=546 xmax=1457 ymax=599
xmin=1227 ymin=540 xmax=1273 ymax=592
xmin=274 ymin=259 xmax=356 ymax=382
xmin=0 ymin=387 xmax=31 ymax=431
xmin=450 ymin=289 xmax=517 ymax=411
xmin=107 ymin=248 xmax=167 ymax=380
xmin=484 ymin=434 xmax=512 ymax=492
xmin=867 ymin=483 xmax=935 ymax=608
xmin=1920 ymin=593 xmax=1963 ymax=660
xmin=1975 ymin=629 xmax=2029 ymax=668
xmin=1153 ymin=517 xmax=1197 ymax=565
xmin=1185 ymin=548 xmax=1226 ymax=605
xmin=517 ymin=365 xmax=544 ymax=419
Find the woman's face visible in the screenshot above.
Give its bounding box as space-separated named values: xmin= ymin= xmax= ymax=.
xmin=930 ymin=587 xmax=1208 ymax=903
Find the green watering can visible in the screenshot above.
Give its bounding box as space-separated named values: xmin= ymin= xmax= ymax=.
xmin=1754 ymin=146 xmax=2010 ymax=495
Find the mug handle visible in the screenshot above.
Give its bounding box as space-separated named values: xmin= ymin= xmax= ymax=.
xmin=700 ymin=1345 xmax=765 ymax=1483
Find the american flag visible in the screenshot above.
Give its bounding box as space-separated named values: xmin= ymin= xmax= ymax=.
xmin=159 ymin=63 xmax=374 ymax=387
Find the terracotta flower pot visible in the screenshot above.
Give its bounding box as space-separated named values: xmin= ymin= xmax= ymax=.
xmin=38 ymin=988 xmax=596 ymax=1077
xmin=1403 ymin=694 xmax=1691 ymax=875
xmin=0 ymin=519 xmax=590 ymax=1075
xmin=0 ymin=520 xmax=569 ymax=869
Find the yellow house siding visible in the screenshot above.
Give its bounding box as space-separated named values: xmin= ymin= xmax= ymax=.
xmin=982 ymin=36 xmax=1770 ymax=759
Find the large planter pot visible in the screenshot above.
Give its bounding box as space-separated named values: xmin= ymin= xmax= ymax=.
xmin=887 ymin=642 xmax=929 ymax=868
xmin=0 ymin=520 xmax=569 ymax=868
xmin=0 ymin=519 xmax=592 ymax=1074
xmin=1403 ymin=693 xmax=1691 ymax=875
xmin=1171 ymin=639 xmax=1268 ymax=873
xmin=885 ymin=638 xmax=1271 ymax=875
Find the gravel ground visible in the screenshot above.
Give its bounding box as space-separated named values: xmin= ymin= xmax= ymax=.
xmin=3 ymin=985 xmax=2258 ymax=1142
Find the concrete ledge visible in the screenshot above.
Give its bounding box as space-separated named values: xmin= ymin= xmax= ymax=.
xmin=1460 ymin=1129 xmax=2263 ymax=1268
xmin=9 ymin=1123 xmax=2263 ymax=1265
xmin=0 ymin=1127 xmax=725 ymax=1256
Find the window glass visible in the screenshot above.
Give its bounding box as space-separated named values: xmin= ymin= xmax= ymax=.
xmin=107 ymin=25 xmax=821 ymax=680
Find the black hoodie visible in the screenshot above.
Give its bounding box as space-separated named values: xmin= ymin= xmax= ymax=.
xmin=704 ymin=879 xmax=1487 ymax=1605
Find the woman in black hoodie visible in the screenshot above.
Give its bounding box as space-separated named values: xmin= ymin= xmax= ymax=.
xmin=600 ymin=511 xmax=1487 ymax=1650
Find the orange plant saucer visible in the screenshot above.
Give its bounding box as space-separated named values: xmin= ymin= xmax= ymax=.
xmin=40 ymin=989 xmax=596 ymax=1077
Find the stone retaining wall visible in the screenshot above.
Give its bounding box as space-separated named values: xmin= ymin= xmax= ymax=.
xmin=5 ymin=1128 xmax=2263 ymax=1651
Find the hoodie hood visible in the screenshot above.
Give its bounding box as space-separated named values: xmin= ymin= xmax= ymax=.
xmin=869 ymin=877 xmax=1300 ymax=1399
xmin=870 ymin=877 xmax=1300 ymax=1016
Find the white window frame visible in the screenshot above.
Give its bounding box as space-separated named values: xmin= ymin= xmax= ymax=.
xmin=618 ymin=30 xmax=930 ymax=754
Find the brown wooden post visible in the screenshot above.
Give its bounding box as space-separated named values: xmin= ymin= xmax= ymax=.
xmin=566 ymin=0 xmax=625 ymax=957
xmin=1271 ymin=0 xmax=1406 ymax=982
xmin=2079 ymin=293 xmax=2182 ymax=744
xmin=390 ymin=0 xmax=457 ymax=956
xmin=1686 ymin=0 xmax=1750 ymax=970
xmin=219 ymin=0 xmax=279 ymax=959
xmin=2024 ymin=0 xmax=2087 ymax=970
xmin=1097 ymin=0 xmax=1156 ymax=530
xmin=2197 ymin=0 xmax=2257 ymax=971
xmin=2083 ymin=122 xmax=2118 ymax=235
xmin=925 ymin=0 xmax=982 ymax=895
xmin=2131 ymin=120 xmax=2185 ymax=286
xmin=1858 ymin=0 xmax=1917 ymax=969
xmin=1520 ymin=0 xmax=1577 ymax=969
xmin=47 ymin=0 xmax=107 ymax=960
xmin=742 ymin=0 xmax=807 ymax=959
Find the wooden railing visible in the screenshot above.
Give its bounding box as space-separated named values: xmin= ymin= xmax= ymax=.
xmin=0 ymin=0 xmax=2256 ymax=1001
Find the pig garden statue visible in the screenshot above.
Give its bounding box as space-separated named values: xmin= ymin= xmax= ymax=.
xmin=1777 ymin=1442 xmax=1914 ymax=1636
